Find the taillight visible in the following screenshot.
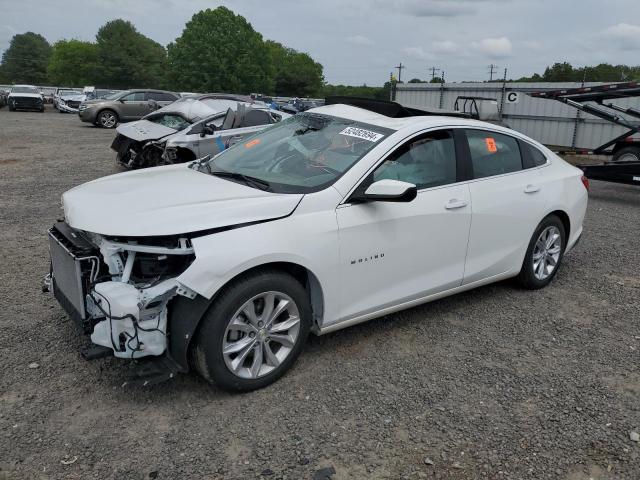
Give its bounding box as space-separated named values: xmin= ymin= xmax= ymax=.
xmin=581 ymin=175 xmax=590 ymax=191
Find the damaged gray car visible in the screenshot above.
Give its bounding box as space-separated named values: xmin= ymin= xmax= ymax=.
xmin=111 ymin=94 xmax=290 ymax=169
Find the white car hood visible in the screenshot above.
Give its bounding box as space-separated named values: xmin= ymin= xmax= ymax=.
xmin=9 ymin=92 xmax=41 ymax=99
xmin=116 ymin=120 xmax=178 ymax=142
xmin=63 ymin=164 xmax=303 ymax=237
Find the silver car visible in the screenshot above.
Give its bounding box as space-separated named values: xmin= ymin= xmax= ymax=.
xmin=111 ymin=94 xmax=290 ymax=169
xmin=78 ymin=89 xmax=180 ymax=128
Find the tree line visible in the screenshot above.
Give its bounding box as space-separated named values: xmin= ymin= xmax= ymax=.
xmin=0 ymin=7 xmax=325 ymax=97
xmin=1 ymin=6 xmax=638 ymax=98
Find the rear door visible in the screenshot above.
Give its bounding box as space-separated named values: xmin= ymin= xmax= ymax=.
xmin=149 ymin=91 xmax=178 ymax=108
xmin=462 ymin=129 xmax=548 ymax=285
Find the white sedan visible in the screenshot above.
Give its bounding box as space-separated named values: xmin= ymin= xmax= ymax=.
xmin=46 ymin=99 xmax=588 ymax=391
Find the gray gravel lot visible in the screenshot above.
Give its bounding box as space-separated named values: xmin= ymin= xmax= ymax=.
xmin=0 ymin=106 xmax=639 ymax=480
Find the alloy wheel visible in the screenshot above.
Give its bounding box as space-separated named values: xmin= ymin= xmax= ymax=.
xmin=532 ymin=226 xmax=562 ymax=280
xmin=100 ymin=111 xmax=116 ymax=128
xmin=222 ymin=291 xmax=301 ymax=379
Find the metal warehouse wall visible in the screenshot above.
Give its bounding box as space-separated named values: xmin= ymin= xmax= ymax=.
xmin=395 ymin=82 xmax=639 ymax=150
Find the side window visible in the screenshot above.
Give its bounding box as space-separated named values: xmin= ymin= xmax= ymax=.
xmin=121 ymin=92 xmax=144 ymax=102
xmin=466 ymin=129 xmax=523 ymax=179
xmin=373 ymin=130 xmax=457 ymax=189
xmin=520 ymin=141 xmax=548 ymax=168
xmin=150 ymin=92 xmax=177 ymax=102
xmin=206 ymin=113 xmax=226 ymax=129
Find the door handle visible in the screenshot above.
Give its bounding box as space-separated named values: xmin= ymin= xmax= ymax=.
xmin=524 ymin=184 xmax=541 ymax=194
xmin=445 ymin=199 xmax=468 ymax=210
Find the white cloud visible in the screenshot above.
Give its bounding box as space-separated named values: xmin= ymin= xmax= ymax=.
xmin=402 ymin=46 xmax=435 ymax=60
xmin=346 ymin=35 xmax=374 ymax=46
xmin=600 ymin=23 xmax=640 ymax=50
xmin=471 ymin=37 xmax=512 ymax=58
xmin=431 ymin=40 xmax=459 ymax=55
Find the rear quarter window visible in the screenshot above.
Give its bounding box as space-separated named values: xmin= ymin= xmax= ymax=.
xmin=520 ymin=141 xmax=548 ymax=168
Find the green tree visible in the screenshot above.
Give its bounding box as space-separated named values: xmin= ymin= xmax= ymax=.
xmin=430 ymin=77 xmax=444 ymax=84
xmin=0 ymin=32 xmax=51 ymax=84
xmin=265 ymin=41 xmax=323 ymax=96
xmin=167 ymin=7 xmax=272 ymax=93
xmin=47 ymin=39 xmax=98 ymax=86
xmin=95 ymin=19 xmax=167 ymax=89
xmin=542 ymin=62 xmax=576 ymax=82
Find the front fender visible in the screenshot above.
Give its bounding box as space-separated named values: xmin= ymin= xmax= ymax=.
xmin=176 ymin=198 xmax=342 ymax=326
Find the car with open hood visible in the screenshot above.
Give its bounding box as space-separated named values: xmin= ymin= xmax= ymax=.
xmin=45 ymin=97 xmax=588 ymax=391
xmin=111 ymin=94 xmax=289 ymax=169
xmin=8 ymin=85 xmax=44 ymax=112
xmin=78 ymin=89 xmax=180 ymax=128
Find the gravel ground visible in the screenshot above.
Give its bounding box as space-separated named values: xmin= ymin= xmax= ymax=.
xmin=0 ymin=106 xmax=639 ymax=480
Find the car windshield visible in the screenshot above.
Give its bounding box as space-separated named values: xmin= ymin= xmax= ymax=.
xmin=60 ymin=90 xmax=81 ymax=95
xmin=12 ymin=86 xmax=39 ymax=94
xmin=149 ymin=114 xmax=192 ymax=131
xmin=202 ymin=113 xmax=393 ymax=193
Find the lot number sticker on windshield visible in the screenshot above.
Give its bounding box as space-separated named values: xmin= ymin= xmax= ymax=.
xmin=339 ymin=127 xmax=384 ymax=142
xmin=485 ymin=137 xmax=497 ymax=153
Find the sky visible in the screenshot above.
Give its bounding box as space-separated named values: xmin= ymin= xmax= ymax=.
xmin=1 ymin=0 xmax=640 ymax=85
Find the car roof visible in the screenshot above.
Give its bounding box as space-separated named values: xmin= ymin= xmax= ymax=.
xmin=308 ymin=103 xmax=506 ymax=132
xmin=12 ymin=84 xmax=37 ymax=88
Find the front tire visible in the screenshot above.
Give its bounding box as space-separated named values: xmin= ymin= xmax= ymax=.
xmin=97 ymin=109 xmax=118 ymax=128
xmin=193 ymin=270 xmax=311 ymax=392
xmin=517 ymin=215 xmax=566 ymax=289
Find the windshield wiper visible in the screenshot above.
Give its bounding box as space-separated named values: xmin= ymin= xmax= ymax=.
xmin=210 ymin=170 xmax=272 ymax=191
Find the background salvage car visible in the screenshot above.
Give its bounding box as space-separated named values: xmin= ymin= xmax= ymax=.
xmin=45 ymin=98 xmax=588 ymax=392
xmin=78 ymin=88 xmax=180 ymax=128
xmin=54 ymin=88 xmax=85 ymax=113
xmin=111 ymin=94 xmax=289 ymax=169
xmin=7 ymin=85 xmax=45 ymax=112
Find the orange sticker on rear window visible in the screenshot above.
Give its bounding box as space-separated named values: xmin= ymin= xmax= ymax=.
xmin=485 ymin=137 xmax=497 ymax=153
xmin=245 ymin=139 xmax=261 ymax=148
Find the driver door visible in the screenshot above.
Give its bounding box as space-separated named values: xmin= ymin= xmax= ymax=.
xmin=119 ymin=91 xmax=147 ymax=119
xmin=336 ymin=129 xmax=472 ymax=321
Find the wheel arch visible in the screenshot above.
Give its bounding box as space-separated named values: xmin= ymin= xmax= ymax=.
xmin=168 ymin=260 xmax=325 ymax=373
xmin=547 ymin=209 xmax=571 ymax=241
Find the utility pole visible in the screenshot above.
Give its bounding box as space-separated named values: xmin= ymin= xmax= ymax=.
xmin=428 ymin=66 xmax=440 ymax=81
xmin=488 ymin=64 xmax=497 ymax=82
xmin=394 ymin=63 xmax=405 ymax=83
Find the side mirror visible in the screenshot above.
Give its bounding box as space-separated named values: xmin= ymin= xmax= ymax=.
xmin=147 ymin=99 xmax=159 ymax=111
xmin=353 ymin=179 xmax=417 ymax=203
xmin=200 ymin=125 xmax=215 ymax=137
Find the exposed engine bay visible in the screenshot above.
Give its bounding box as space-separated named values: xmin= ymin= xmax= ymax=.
xmin=47 ymin=222 xmax=196 ymax=359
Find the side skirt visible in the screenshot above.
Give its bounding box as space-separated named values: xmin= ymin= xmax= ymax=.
xmin=317 ymin=271 xmax=516 ymax=335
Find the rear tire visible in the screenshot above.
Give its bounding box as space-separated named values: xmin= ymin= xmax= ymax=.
xmin=193 ymin=270 xmax=311 ymax=392
xmin=516 ymin=215 xmax=566 ymax=290
xmin=612 ymin=146 xmax=640 ymax=163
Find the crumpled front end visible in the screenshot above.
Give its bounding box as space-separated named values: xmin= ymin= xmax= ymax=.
xmin=46 ymin=221 xmax=196 ymax=359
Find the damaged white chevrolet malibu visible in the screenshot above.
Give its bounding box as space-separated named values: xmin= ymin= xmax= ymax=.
xmin=46 ymin=97 xmax=588 ymax=391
